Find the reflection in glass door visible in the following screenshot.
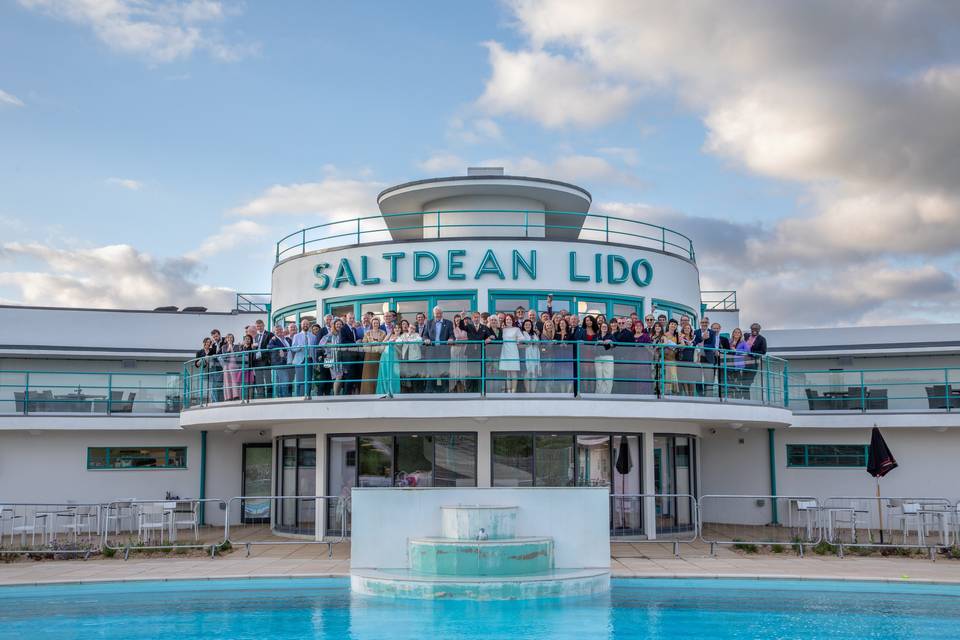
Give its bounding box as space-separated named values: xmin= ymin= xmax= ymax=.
xmin=241 ymin=443 xmax=271 ymax=524
xmin=276 ymin=436 xmax=316 ymax=535
xmin=654 ymin=434 xmax=697 ymax=533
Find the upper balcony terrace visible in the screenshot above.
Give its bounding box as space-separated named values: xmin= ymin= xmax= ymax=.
xmin=274 ymin=210 xmax=697 ymax=264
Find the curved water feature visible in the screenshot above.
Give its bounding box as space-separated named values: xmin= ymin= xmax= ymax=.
xmin=351 ymin=504 xmax=609 ymax=600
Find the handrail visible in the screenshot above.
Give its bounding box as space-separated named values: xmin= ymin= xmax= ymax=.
xmin=0 ymin=370 xmax=182 ymax=416
xmin=180 ymin=340 xmax=789 ymax=409
xmin=273 ymin=209 xmax=697 ymax=263
xmin=790 ymin=366 xmax=960 ymax=412
xmin=700 ymin=290 xmax=738 ymax=311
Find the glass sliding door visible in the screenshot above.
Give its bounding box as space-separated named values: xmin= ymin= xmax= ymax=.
xmin=327 ymin=436 xmax=356 ymax=534
xmin=492 ymin=434 xmax=534 ymax=487
xmin=653 ymin=434 xmax=697 ymax=533
xmin=276 ymin=436 xmax=316 ymax=535
xmin=241 ymin=443 xmax=271 ymax=524
xmin=434 ymin=434 xmax=477 ymax=487
xmin=611 ymin=435 xmax=642 ymax=535
xmin=534 ymin=434 xmax=574 ymax=486
xmin=358 ymin=436 xmax=393 ymax=487
xmin=395 ymin=434 xmax=434 ymax=487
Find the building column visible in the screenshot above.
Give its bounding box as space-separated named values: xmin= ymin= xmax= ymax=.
xmin=476 ymin=426 xmax=492 ymax=487
xmin=641 ymin=431 xmax=656 ymax=540
xmin=316 ymin=430 xmax=328 ymax=541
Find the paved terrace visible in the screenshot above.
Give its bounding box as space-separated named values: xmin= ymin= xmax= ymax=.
xmin=2 ymin=539 xmax=958 ymax=586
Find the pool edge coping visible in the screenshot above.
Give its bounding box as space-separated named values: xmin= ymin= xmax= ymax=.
xmin=2 ymin=571 xmax=960 ymax=588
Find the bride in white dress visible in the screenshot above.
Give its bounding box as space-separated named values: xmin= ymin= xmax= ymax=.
xmin=498 ymin=314 xmax=522 ymax=393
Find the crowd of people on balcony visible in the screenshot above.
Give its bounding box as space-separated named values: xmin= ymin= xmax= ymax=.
xmin=191 ymin=295 xmax=768 ymax=403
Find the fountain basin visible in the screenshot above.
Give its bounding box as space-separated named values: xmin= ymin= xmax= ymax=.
xmin=409 ymin=536 xmax=554 ymax=576
xmin=351 ymin=568 xmax=610 ymax=600
xmin=440 ymin=505 xmax=518 ymax=540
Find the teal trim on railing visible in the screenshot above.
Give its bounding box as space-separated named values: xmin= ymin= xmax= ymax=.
xmin=273 ymin=209 xmax=697 ymax=264
xmin=0 ymin=370 xmax=181 ymax=416
xmin=790 ymin=366 xmax=960 ymax=412
xmin=180 ymin=340 xmax=790 ymax=409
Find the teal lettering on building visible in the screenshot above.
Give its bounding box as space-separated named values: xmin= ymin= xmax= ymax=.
xmin=313 ymin=249 xmax=654 ymax=291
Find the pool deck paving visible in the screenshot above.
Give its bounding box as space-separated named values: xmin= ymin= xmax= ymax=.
xmin=1 ymin=540 xmax=958 ymax=586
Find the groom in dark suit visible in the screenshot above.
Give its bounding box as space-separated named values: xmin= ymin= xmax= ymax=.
xmin=421 ymin=306 xmax=455 ymax=392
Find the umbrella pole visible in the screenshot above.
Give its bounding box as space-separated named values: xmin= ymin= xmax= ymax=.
xmin=876 ymin=477 xmax=884 ymax=545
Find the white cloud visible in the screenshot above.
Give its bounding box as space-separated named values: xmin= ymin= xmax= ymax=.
xmin=418 ymin=153 xmax=467 ymax=175
xmin=478 ymin=1 xmax=960 ymax=325
xmin=186 ymin=219 xmax=267 ymax=260
xmin=447 ymin=116 xmax=503 ymax=144
xmin=105 ymin=176 xmax=143 ymax=190
xmin=231 ymin=172 xmax=385 ymax=221
xmin=477 ymin=41 xmax=634 ymax=127
xmin=0 ymin=241 xmax=234 ymax=310
xmin=484 ymin=154 xmax=639 ymax=186
xmin=18 ymin=0 xmax=255 ymax=63
xmin=0 ymin=89 xmax=25 ymax=108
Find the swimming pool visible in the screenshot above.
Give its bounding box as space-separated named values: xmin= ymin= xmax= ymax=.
xmin=1 ymin=577 xmax=958 ymax=639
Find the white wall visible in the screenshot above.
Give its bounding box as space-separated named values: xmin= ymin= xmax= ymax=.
xmin=350 ymin=487 xmax=610 ymax=570
xmin=271 ymin=238 xmax=701 ymax=319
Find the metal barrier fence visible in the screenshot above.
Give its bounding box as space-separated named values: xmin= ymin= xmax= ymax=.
xmin=698 ymin=495 xmax=823 ymax=556
xmin=223 ymin=496 xmax=346 ymax=558
xmin=610 ymin=493 xmax=699 ymax=557
xmin=0 ymin=502 xmax=105 ymax=555
xmin=102 ymin=499 xmax=227 ymax=558
xmin=182 ymin=341 xmax=790 ymax=410
xmin=819 ymin=496 xmax=955 ymax=557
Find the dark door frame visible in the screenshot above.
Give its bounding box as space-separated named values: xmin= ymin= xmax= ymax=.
xmin=241 ymin=442 xmax=272 ymax=524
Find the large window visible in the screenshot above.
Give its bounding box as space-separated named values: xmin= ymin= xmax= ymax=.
xmin=324 ymin=291 xmax=477 ymax=324
xmin=488 ymin=290 xmax=644 ymax=319
xmin=786 ymin=444 xmax=868 ymax=468
xmin=87 ymin=446 xmax=186 ymax=469
xmin=651 ymin=299 xmax=697 ymax=325
xmin=272 ymin=302 xmax=317 ymax=328
xmin=327 ymin=432 xmax=478 ymax=533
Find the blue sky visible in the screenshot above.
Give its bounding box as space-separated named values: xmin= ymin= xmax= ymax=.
xmin=1 ymin=1 xmax=958 ymax=327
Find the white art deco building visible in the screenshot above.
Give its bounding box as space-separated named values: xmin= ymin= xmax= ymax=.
xmin=1 ymin=168 xmax=958 ymax=540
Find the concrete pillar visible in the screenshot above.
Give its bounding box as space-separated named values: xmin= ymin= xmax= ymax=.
xmin=642 ymin=431 xmax=657 ymax=540
xmin=315 ymin=430 xmax=328 ymax=541
xmin=476 ymin=426 xmax=492 ymax=487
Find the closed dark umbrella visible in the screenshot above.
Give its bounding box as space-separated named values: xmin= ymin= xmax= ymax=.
xmin=615 ymin=438 xmax=633 ymax=529
xmin=867 ymin=426 xmax=897 ymax=543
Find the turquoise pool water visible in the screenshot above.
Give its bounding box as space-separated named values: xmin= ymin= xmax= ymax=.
xmin=1 ymin=577 xmax=959 ymax=639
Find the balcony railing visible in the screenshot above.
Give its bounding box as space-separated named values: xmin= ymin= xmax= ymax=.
xmin=181 ymin=341 xmax=788 ymax=409
xmin=0 ymin=371 xmax=182 ymax=416
xmin=274 ymin=210 xmax=697 ymax=263
xmin=234 ymin=292 xmax=271 ymax=313
xmin=701 ymin=290 xmax=738 ymax=311
xmin=790 ymin=367 xmax=960 ymax=412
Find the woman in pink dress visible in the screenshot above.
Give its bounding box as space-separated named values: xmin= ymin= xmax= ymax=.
xmin=220 ymin=333 xmax=241 ymax=400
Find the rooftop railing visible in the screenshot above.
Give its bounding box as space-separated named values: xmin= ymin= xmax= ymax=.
xmin=701 ymin=290 xmax=738 ymax=311
xmin=274 ymin=210 xmax=697 ymax=263
xmin=790 ymin=367 xmax=960 ymax=412
xmin=234 ymin=292 xmax=271 ymax=313
xmin=181 ymin=341 xmax=788 ymax=409
xmin=0 ymin=371 xmax=182 ymax=416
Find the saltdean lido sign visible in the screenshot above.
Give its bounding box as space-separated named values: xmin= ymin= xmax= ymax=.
xmin=314 ymin=249 xmax=653 ymax=291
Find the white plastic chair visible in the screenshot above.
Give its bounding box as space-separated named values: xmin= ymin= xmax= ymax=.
xmin=137 ymin=503 xmax=172 ymax=544
xmin=0 ymin=505 xmax=23 ymax=541
xmin=61 ymin=505 xmax=99 ymax=542
xmin=104 ymin=501 xmax=134 ymax=534
xmin=794 ymin=500 xmax=819 ymax=540
xmin=889 ymin=501 xmax=925 ymax=545
xmin=173 ymin=501 xmax=200 ymax=541
xmin=10 ymin=512 xmax=48 ymax=547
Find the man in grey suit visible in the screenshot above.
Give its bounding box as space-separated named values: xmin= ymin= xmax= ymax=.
xmin=421 ymin=306 xmax=455 ymax=393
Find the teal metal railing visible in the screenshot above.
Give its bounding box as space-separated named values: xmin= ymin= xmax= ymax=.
xmin=273 ymin=210 xmax=697 ymax=263
xmin=0 ymin=371 xmax=181 ymax=415
xmin=235 ymin=292 xmax=271 ymax=313
xmin=181 ymin=341 xmax=788 ymax=409
xmin=790 ymin=367 xmax=960 ymax=412
xmin=700 ymin=290 xmax=738 ymax=311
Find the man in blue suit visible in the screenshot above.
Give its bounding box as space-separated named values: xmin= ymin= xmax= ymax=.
xmin=290 ymin=318 xmax=318 ymax=397
xmin=421 ymin=306 xmax=455 ymax=392
xmin=694 ymin=319 xmax=730 ymax=397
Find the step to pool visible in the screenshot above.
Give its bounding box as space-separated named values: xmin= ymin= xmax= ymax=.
xmin=408 ymin=536 xmax=554 ymax=576
xmin=351 ymin=568 xmax=610 ymax=600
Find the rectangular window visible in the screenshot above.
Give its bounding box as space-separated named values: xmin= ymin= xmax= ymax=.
xmin=435 ymin=433 xmax=477 ymax=487
xmin=786 ymin=444 xmax=869 ymax=468
xmin=87 ymin=446 xmax=187 ymax=469
xmin=492 ymin=434 xmax=534 ymax=487
xmin=534 ymin=434 xmax=575 ymax=486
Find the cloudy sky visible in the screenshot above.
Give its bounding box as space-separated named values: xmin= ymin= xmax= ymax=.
xmin=1 ymin=1 xmax=959 ymax=328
